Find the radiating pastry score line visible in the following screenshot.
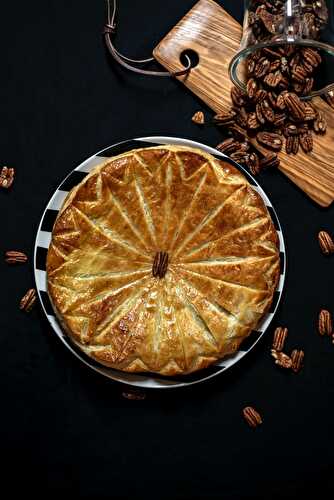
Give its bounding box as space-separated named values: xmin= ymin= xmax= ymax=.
xmin=133 ymin=167 xmax=158 ymax=248
xmin=180 ymin=267 xmax=269 ymax=293
xmin=71 ymin=205 xmax=150 ymax=260
xmin=168 ymin=171 xmax=208 ymax=252
xmin=177 ymin=285 xmax=220 ymax=350
xmin=182 ymin=215 xmax=270 ymax=259
xmin=162 ymin=161 xmax=172 ymax=248
xmin=70 ymin=268 xmax=151 ymax=280
xmin=175 ymin=273 xmax=250 ymax=328
xmin=133 ymin=152 xmax=154 ymax=177
xmin=83 ymin=274 xmax=151 ymax=306
xmin=92 ymin=283 xmax=150 ymax=341
xmin=105 ymin=186 xmax=152 ymax=255
xmin=173 ymin=185 xmax=245 ymax=259
xmin=176 ymin=255 xmax=276 ymax=266
xmin=167 ymin=277 xmax=188 ymax=371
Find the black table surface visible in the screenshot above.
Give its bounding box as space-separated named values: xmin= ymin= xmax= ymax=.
xmin=1 ymin=1 xmax=334 ymax=498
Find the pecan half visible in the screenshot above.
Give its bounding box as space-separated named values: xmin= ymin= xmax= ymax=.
xmin=231 ymin=86 xmax=246 ymax=108
xmin=5 ymin=251 xmax=28 ymax=264
xmin=260 ymin=152 xmax=280 ymax=169
xmin=284 ymin=93 xmax=306 ymax=121
xmin=276 ymin=91 xmax=288 ymax=110
xmin=192 ymin=111 xmax=205 ymax=125
xmin=254 ymin=57 xmax=271 ymax=79
xmin=230 ymin=151 xmax=249 ymax=164
xmin=264 ymin=71 xmax=282 ymax=87
xmin=247 ymin=78 xmax=258 ymax=99
xmin=260 ymin=99 xmax=275 ymax=122
xmin=256 ymin=103 xmax=266 ymax=124
xmin=324 ymin=90 xmax=334 ymax=108
xmin=256 ymin=131 xmax=282 ymax=151
xmin=271 ymin=349 xmax=293 ymax=369
xmin=122 ymin=390 xmax=146 ymax=401
xmin=152 ymin=251 xmax=169 ymax=278
xmin=213 ymin=110 xmax=236 ymax=126
xmin=216 ymin=138 xmax=240 ymax=154
xmin=318 ymin=231 xmax=334 ymax=255
xmin=20 ymin=288 xmax=37 ymax=312
xmin=247 ymin=112 xmax=260 ymax=129
xmin=286 ymin=135 xmax=299 ymax=155
xmin=302 ymin=47 xmax=322 ymax=68
xmin=318 ymin=309 xmax=333 ymax=336
xmin=291 ymin=349 xmax=304 ymax=373
xmin=300 ymin=131 xmax=313 ymax=153
xmin=246 ymin=152 xmax=260 ymax=175
xmin=272 ymin=327 xmax=288 ymax=352
xmin=0 ymin=166 xmax=15 ymax=189
xmin=242 ymin=406 xmax=263 ymax=429
xmin=313 ymin=112 xmax=327 ymax=134
xmin=303 ymin=102 xmax=317 ymax=121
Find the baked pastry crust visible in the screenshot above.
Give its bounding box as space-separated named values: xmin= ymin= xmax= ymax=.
xmin=47 ymin=145 xmax=280 ymax=375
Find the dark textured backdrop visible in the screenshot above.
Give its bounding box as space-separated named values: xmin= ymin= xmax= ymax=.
xmin=1 ymin=1 xmax=334 ymax=498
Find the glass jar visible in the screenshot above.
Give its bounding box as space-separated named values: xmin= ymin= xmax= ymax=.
xmin=229 ymin=0 xmax=334 ymax=99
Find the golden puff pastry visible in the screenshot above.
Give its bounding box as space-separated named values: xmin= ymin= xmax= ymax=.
xmin=47 ymin=145 xmax=280 ymax=376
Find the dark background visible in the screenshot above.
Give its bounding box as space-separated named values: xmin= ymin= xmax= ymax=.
xmin=1 ymin=1 xmax=334 ymax=498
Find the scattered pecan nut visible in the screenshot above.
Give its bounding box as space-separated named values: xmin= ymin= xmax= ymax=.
xmin=272 ymin=327 xmax=288 ymax=352
xmin=0 ymin=166 xmax=15 ymax=189
xmin=291 ymin=349 xmax=304 ymax=373
xmin=192 ymin=111 xmax=205 ymax=125
xmin=318 ymin=231 xmax=334 ymax=255
xmin=242 ymin=406 xmax=263 ymax=429
xmin=257 ymin=131 xmax=283 ymax=151
xmin=5 ymin=251 xmax=28 ymax=264
xmin=318 ymin=309 xmax=333 ymax=336
xmin=271 ymin=349 xmax=293 ymax=369
xmin=122 ymin=390 xmax=146 ymax=401
xmin=20 ymin=288 xmax=37 ymax=312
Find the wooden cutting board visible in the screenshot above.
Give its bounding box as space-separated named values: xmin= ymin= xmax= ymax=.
xmin=153 ymin=0 xmax=334 ymax=207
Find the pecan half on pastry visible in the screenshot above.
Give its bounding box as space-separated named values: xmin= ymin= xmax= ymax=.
xmin=152 ymin=251 xmax=169 ymax=278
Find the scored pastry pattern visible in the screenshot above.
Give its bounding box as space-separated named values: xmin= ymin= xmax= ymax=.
xmin=47 ymin=146 xmax=280 ymax=375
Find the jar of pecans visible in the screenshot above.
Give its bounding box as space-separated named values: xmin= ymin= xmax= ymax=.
xmin=229 ymin=0 xmax=334 ymax=99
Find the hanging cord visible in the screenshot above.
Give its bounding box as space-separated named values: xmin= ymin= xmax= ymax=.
xmin=103 ymin=0 xmax=192 ymax=77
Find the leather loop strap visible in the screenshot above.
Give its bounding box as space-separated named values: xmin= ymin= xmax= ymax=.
xmin=103 ymin=0 xmax=191 ymax=78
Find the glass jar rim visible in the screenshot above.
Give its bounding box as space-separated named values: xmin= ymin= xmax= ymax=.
xmin=229 ymin=38 xmax=334 ymax=100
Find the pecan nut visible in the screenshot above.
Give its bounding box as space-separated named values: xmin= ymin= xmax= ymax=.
xmin=5 ymin=251 xmax=28 ymax=264
xmin=299 ymin=131 xmax=313 ymax=153
xmin=122 ymin=390 xmax=146 ymax=401
xmin=192 ymin=111 xmax=205 ymax=125
xmin=213 ymin=110 xmax=236 ymax=126
xmin=318 ymin=309 xmax=333 ymax=336
xmin=318 ymin=231 xmax=334 ymax=255
xmin=271 ymin=349 xmax=293 ymax=369
xmin=242 ymin=406 xmax=263 ymax=429
xmin=286 ymin=135 xmax=299 ymax=155
xmin=272 ymin=327 xmax=288 ymax=352
xmin=152 ymin=251 xmax=169 ymax=279
xmin=0 ymin=166 xmax=15 ymax=189
xmin=256 ymin=131 xmax=282 ymax=151
xmin=284 ymin=93 xmax=306 ymax=121
xmin=246 ymin=152 xmax=260 ymax=175
xmin=260 ymin=153 xmax=280 ymax=169
xmin=20 ymin=288 xmax=37 ymax=312
xmin=291 ymin=349 xmax=304 ymax=373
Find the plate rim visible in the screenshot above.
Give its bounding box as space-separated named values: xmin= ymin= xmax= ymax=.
xmin=34 ymin=136 xmax=286 ymax=389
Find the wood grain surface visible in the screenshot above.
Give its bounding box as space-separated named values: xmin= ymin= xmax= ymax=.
xmin=153 ymin=0 xmax=334 ymax=207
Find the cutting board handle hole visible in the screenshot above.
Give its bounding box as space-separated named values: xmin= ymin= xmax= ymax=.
xmin=180 ymin=49 xmax=199 ymax=69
